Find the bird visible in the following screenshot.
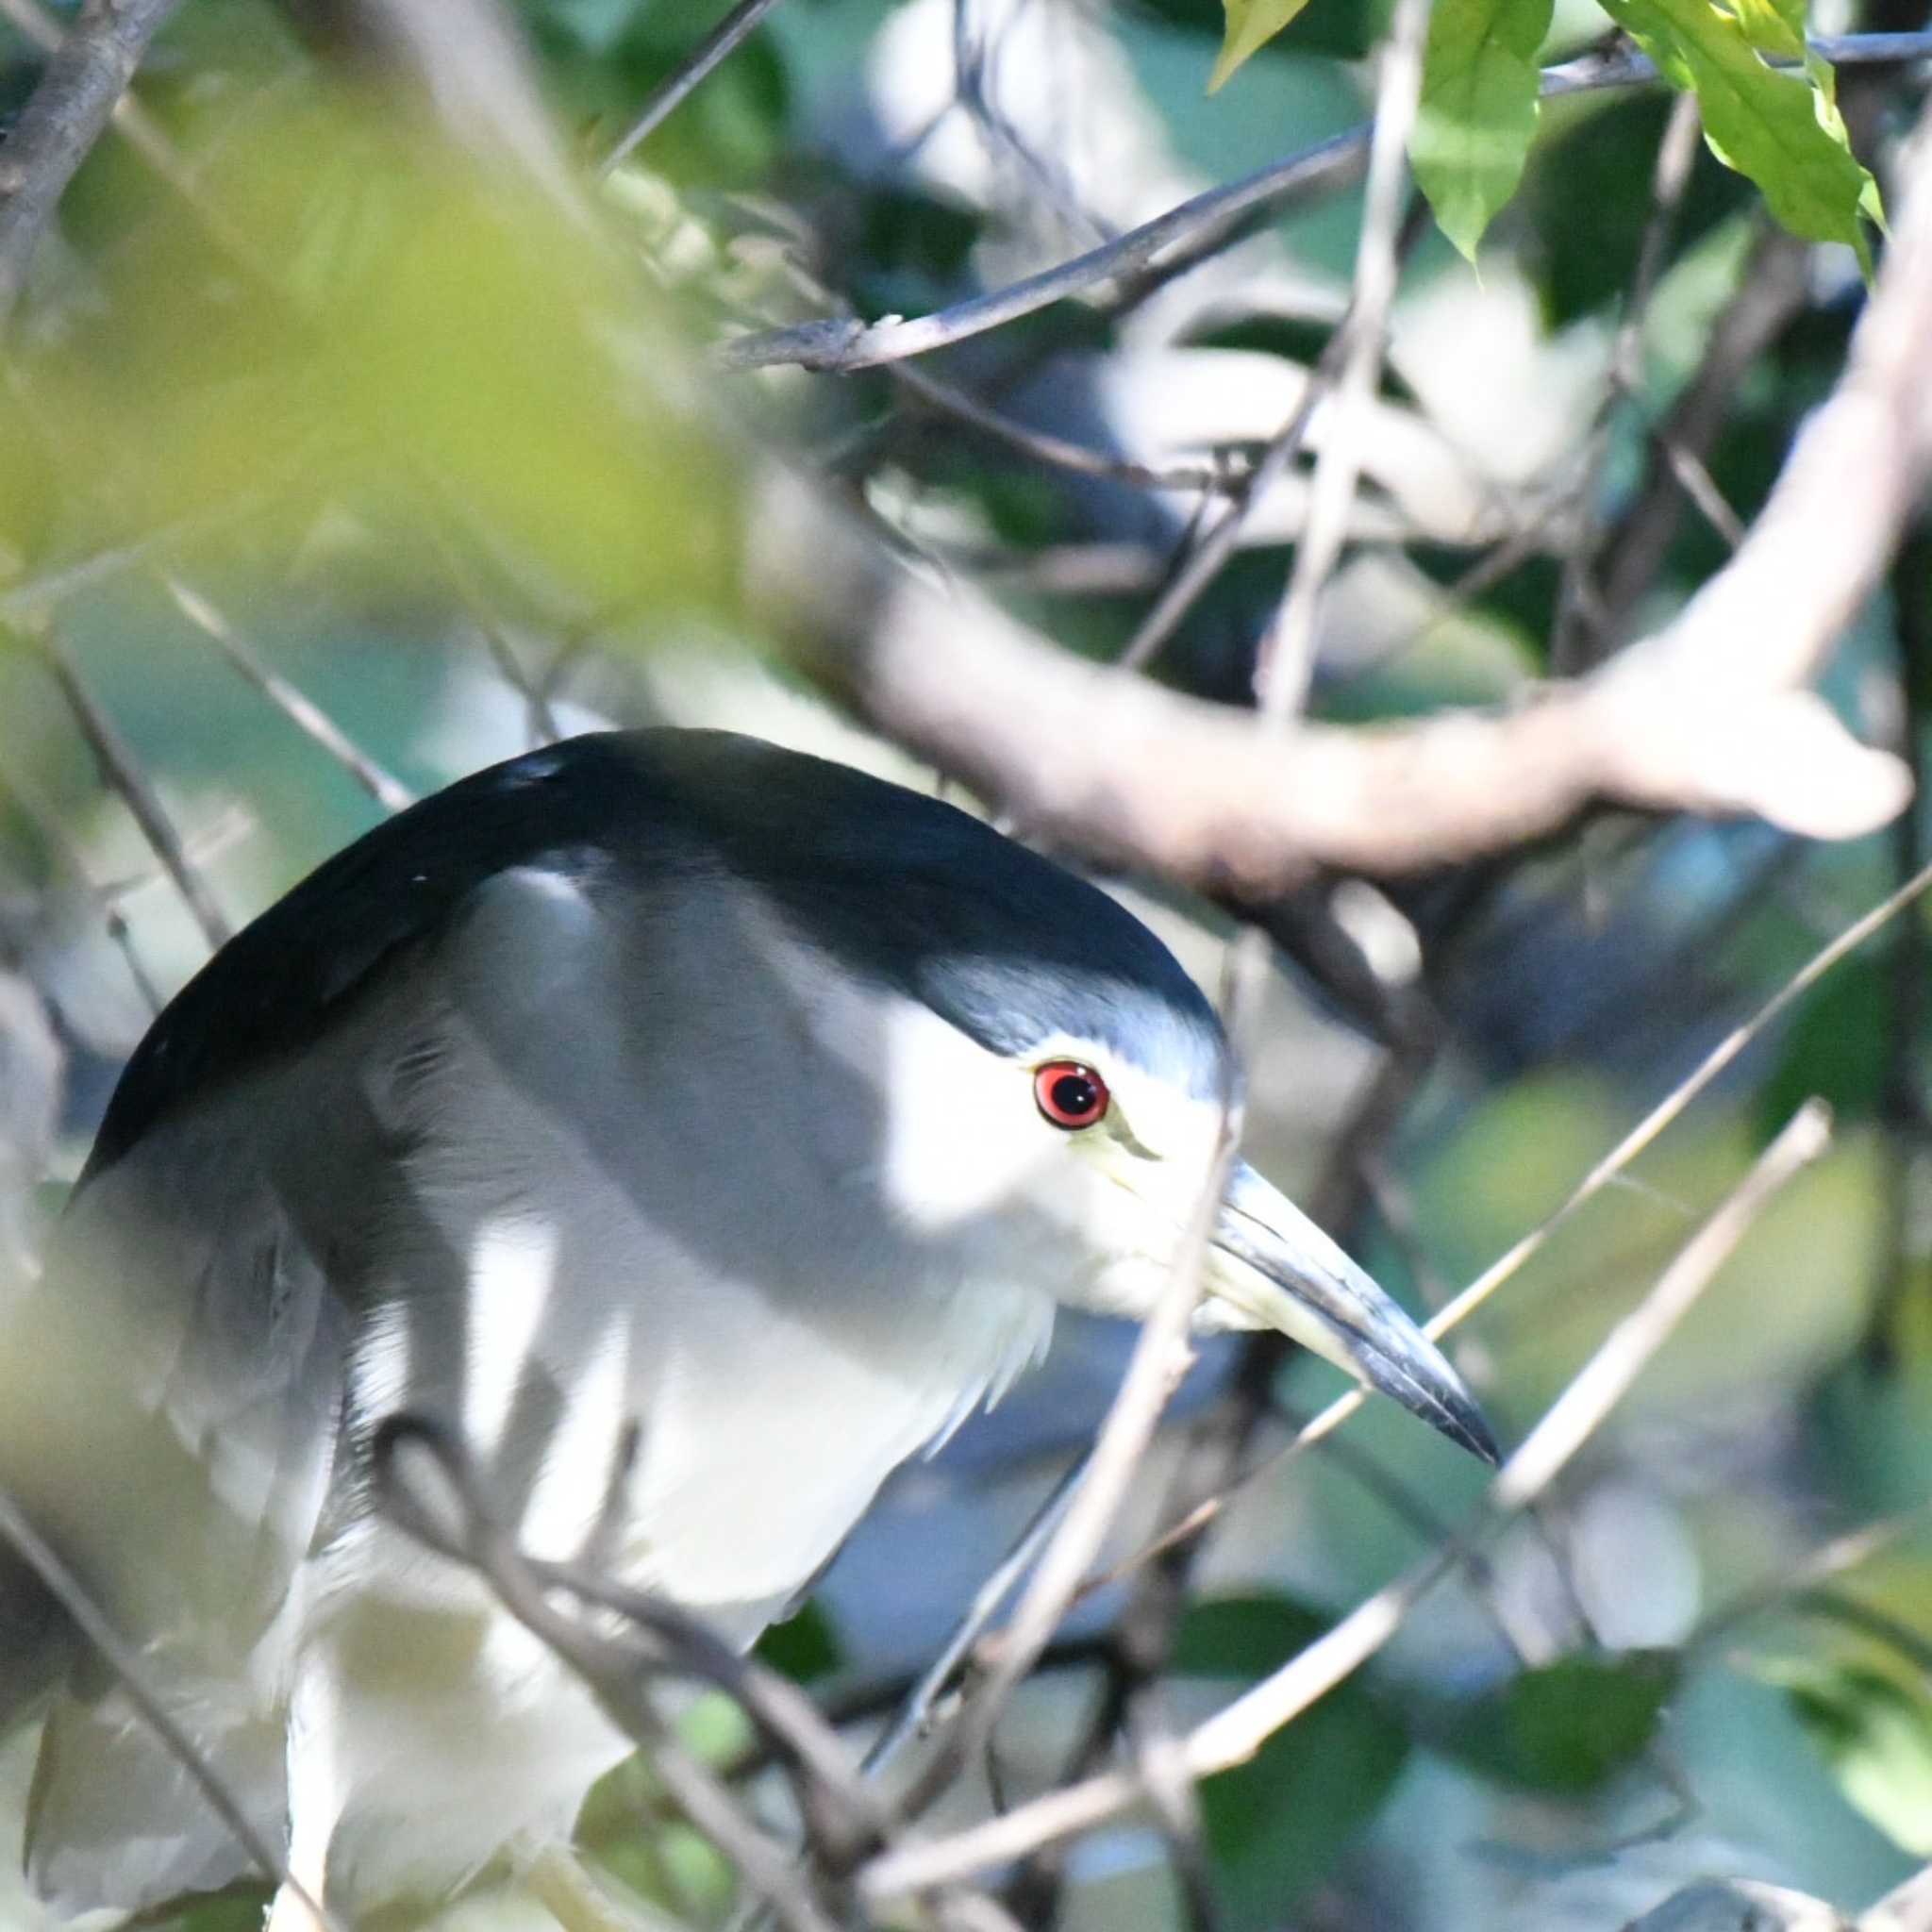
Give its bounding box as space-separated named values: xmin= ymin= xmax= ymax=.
xmin=0 ymin=726 xmax=1496 ymax=1929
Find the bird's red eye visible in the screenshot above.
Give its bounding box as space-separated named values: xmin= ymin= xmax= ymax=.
xmin=1034 ymin=1061 xmax=1109 ymax=1130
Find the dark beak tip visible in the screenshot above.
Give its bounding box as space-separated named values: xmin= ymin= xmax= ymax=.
xmin=1356 ymin=1348 xmax=1503 ymax=1468
xmin=1457 ymin=1407 xmax=1505 ymax=1470
xmin=1428 ymin=1381 xmax=1503 ymax=1468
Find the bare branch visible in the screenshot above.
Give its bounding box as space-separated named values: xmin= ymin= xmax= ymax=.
xmin=720 ymin=33 xmax=1932 ymax=377
xmin=25 ymin=623 xmax=232 ymax=949
xmin=0 ymin=1486 xmax=341 ymax=1932
xmin=371 ymin=1418 xmax=875 ymax=1932
xmin=0 ymin=0 xmax=182 ymax=326
xmin=160 ymin=579 xmax=417 ymax=815
xmin=721 ymin=126 xmax=1371 ymax=374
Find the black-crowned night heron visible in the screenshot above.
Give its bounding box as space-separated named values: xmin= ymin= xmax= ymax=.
xmin=0 ymin=728 xmax=1493 ymax=1926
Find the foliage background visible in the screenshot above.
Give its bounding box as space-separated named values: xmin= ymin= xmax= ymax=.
xmin=1 ymin=0 xmax=1931 ymax=1927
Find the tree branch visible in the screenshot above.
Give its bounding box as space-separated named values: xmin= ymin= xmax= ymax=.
xmin=0 ymin=0 xmax=183 ymax=326
xmin=760 ymin=84 xmax=1932 ymax=891
xmin=720 ymin=33 xmax=1932 ymax=377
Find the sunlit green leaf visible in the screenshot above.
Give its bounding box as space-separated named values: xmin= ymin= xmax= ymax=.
xmin=1595 ymin=0 xmax=1876 ymax=264
xmin=1208 ymin=0 xmax=1318 ymax=92
xmin=1764 ymin=1658 xmax=1932 ymax=1852
xmin=1410 ymin=0 xmax=1553 ymax=259
xmin=1723 ymin=0 xmax=1806 ymax=60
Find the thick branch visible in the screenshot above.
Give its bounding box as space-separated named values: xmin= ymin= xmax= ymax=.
xmin=763 ymin=90 xmax=1932 ymax=890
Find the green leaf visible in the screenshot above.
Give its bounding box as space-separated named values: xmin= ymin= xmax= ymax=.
xmin=1756 ymin=954 xmax=1889 ymax=1140
xmin=754 ymin=1599 xmax=844 ymax=1683
xmin=1445 ymin=1651 xmax=1681 ymax=1792
xmin=1173 ymin=1596 xmax=1412 ymax=1927
xmin=1596 ymin=0 xmax=1877 ymax=264
xmin=1208 ymin=0 xmax=1317 ymax=92
xmin=1769 ymin=1659 xmax=1932 ymax=1853
xmin=1409 ymin=0 xmax=1553 ymax=259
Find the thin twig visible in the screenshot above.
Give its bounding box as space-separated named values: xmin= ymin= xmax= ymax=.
xmin=0 ymin=0 xmax=183 ymax=325
xmin=372 ymin=1419 xmax=869 ymax=1932
xmin=1596 ymin=224 xmax=1810 ymax=630
xmin=26 ymin=624 xmax=231 ymax=949
xmin=1690 ymin=1503 xmax=1932 ymax=1654
xmin=598 ymin=0 xmax=790 ymax=175
xmin=1116 ymin=324 xmax=1350 ymax=674
xmin=1098 ymin=838 xmax=1932 ymax=1582
xmin=862 ymin=1450 xmax=1091 ymax=1777
xmin=774 ymin=258 xmax=1240 ymax=498
xmin=858 ymin=1103 xmax=1831 ymax=1903
xmin=161 ymin=579 xmax=417 ymax=814
xmin=1489 ymin=1102 xmax=1831 ymax=1507
xmin=0 ymin=1488 xmax=341 ymax=1932
xmin=0 ymin=762 xmax=165 ymax=1015
xmin=891 ymin=355 xmax=1240 ymax=497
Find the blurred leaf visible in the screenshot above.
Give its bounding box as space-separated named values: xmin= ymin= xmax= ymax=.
xmin=1764 ymin=1658 xmax=1932 ymax=1852
xmin=1594 ymin=0 xmax=1876 ymax=264
xmin=1444 ymin=1650 xmax=1680 ymax=1792
xmin=17 ymin=87 xmax=740 ymax=628
xmin=1410 ymin=0 xmax=1553 ymax=260
xmin=1818 ymin=1330 xmax=1932 ymax=1517
xmin=1183 ymin=311 xmax=1336 ymax=364
xmin=1523 ymin=95 xmax=1749 ymax=328
xmin=131 ymin=1884 xmax=273 ymax=1932
xmin=859 ymin=186 xmax=985 ymax=280
xmin=1173 ymin=1595 xmax=1411 ymax=1926
xmin=1417 ymin=1076 xmax=1883 ymax=1424
xmin=537 ymin=0 xmax=791 ymax=185
xmin=1756 ymin=954 xmax=1889 ymax=1139
xmin=1133 ymin=0 xmax=1391 ymax=60
xmin=515 ymin=0 xmax=651 ymax=53
xmin=754 ymin=1598 xmax=844 ymax=1683
xmin=1174 ymin=1593 xmax=1327 ymax=1676
xmin=1208 ymin=0 xmax=1318 ymax=92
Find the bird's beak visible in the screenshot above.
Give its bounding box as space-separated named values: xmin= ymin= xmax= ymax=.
xmin=1205 ymin=1161 xmax=1500 ymax=1465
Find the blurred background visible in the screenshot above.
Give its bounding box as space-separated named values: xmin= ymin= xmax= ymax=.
xmin=1 ymin=0 xmax=1930 ymax=1926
